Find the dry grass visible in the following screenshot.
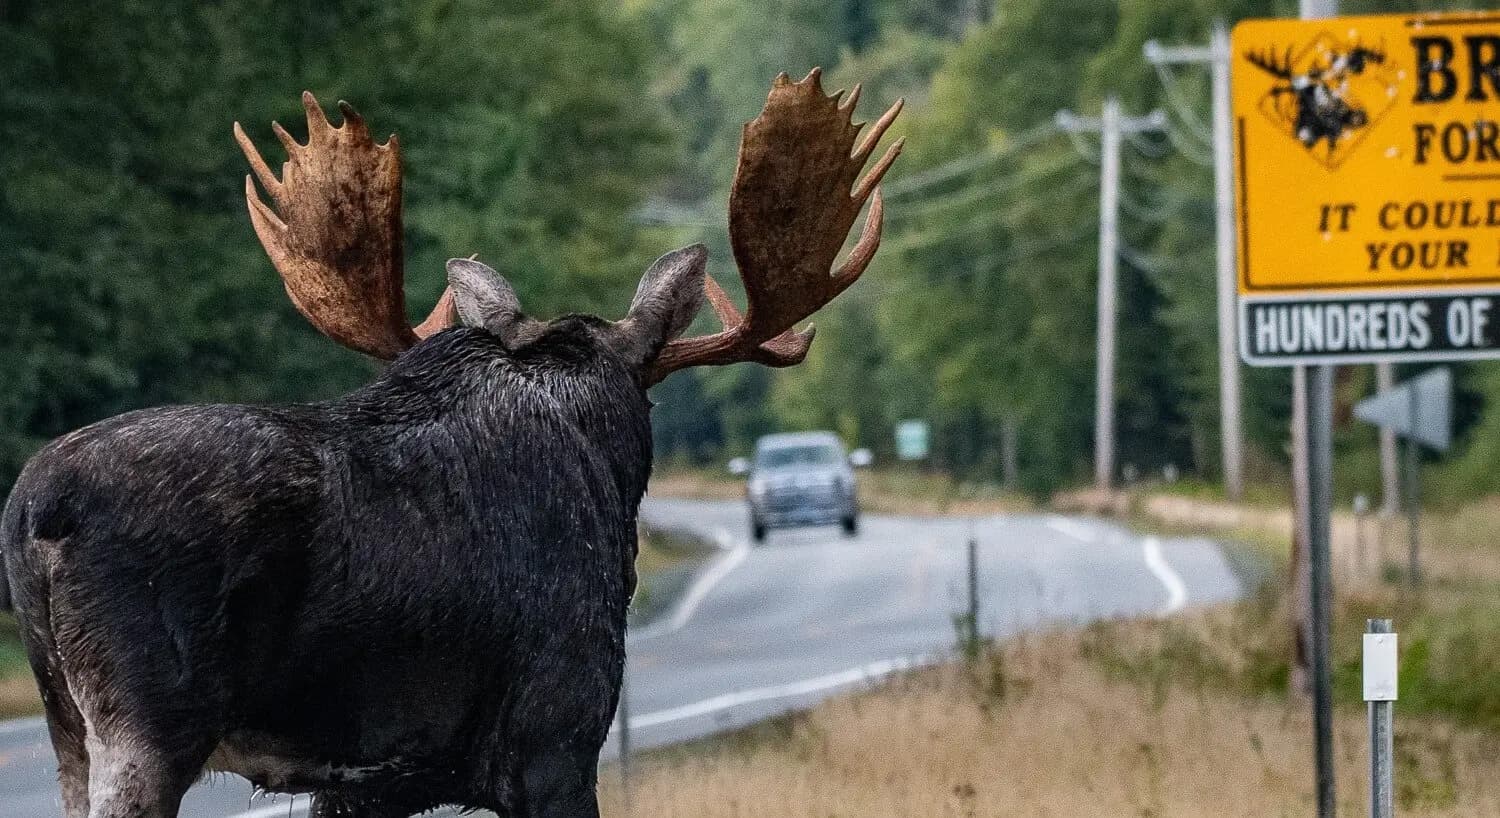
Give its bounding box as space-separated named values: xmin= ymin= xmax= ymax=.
xmin=597 ymin=491 xmax=1500 ymax=816
xmin=0 ymin=612 xmax=39 ymax=717
xmin=0 ymin=668 xmax=39 ymax=719
xmin=600 ymin=625 xmax=1500 ymax=817
xmin=1056 ymin=488 xmax=1500 ymax=590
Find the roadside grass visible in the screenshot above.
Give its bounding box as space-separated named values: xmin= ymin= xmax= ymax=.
xmin=0 ymin=612 xmax=37 ymax=719
xmin=1113 ymin=489 xmax=1500 ymax=733
xmin=1143 ymin=476 xmax=1296 ymax=509
xmin=598 ymin=493 xmax=1500 ymax=816
xmin=1123 ymin=489 xmax=1500 ymax=731
xmin=599 ymin=618 xmax=1500 ymax=816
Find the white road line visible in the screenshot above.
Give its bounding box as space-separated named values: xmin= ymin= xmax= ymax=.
xmin=619 ymin=655 xmax=927 ymax=732
xmin=629 ymin=526 xmax=748 ymax=642
xmin=1142 ymin=535 xmax=1188 ymax=616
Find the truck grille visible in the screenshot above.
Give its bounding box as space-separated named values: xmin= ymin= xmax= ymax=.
xmin=763 ymin=483 xmax=838 ymax=511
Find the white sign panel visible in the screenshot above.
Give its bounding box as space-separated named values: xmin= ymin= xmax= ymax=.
xmin=1363 ymin=632 xmax=1399 ymax=702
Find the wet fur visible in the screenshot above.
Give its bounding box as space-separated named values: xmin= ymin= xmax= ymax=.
xmin=1 ymin=322 xmax=652 ymax=817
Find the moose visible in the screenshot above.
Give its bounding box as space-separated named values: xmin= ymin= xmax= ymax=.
xmin=0 ymin=70 xmax=901 ymax=818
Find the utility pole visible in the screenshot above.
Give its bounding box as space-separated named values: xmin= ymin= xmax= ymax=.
xmin=1143 ymin=20 xmax=1243 ymax=501
xmin=1056 ymin=99 xmax=1167 ymax=492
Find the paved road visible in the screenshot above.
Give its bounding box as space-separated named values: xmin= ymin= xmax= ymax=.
xmin=0 ymin=498 xmax=1241 ymax=817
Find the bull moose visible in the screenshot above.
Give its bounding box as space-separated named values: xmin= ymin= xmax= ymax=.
xmin=0 ymin=70 xmax=901 ymax=818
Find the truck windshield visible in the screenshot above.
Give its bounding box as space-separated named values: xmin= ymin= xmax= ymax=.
xmin=756 ymin=444 xmax=842 ymax=469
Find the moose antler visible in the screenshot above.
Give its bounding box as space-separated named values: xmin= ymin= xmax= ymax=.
xmin=234 ymin=93 xmax=453 ymax=360
xmin=1244 ymin=47 xmax=1297 ymax=81
xmin=647 ymin=69 xmax=903 ymax=385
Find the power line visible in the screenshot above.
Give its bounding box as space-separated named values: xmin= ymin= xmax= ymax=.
xmin=1118 ymin=188 xmax=1184 ymax=223
xmin=886 ymin=151 xmax=1084 ymax=225
xmin=884 ymin=174 xmax=1097 ymax=254
xmin=883 ymin=121 xmax=1061 ymax=199
xmin=1118 ymin=243 xmax=1203 ymax=276
xmin=1061 ymin=127 xmax=1101 ymax=164
xmin=865 ymin=221 xmax=1097 ymax=299
xmin=632 ymin=200 xmax=722 ymax=227
xmin=1149 ymin=60 xmax=1215 ymax=145
xmin=973 ymin=222 xmax=1096 ymax=273
xmin=1164 ymin=122 xmax=1216 ymax=167
xmin=1124 ymin=129 xmax=1172 ymax=159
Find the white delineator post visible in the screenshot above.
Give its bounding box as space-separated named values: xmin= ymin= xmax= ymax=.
xmin=1364 ymin=618 xmax=1397 ymax=818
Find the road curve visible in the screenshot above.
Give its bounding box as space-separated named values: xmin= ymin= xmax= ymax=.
xmin=0 ymin=498 xmax=1241 ymax=817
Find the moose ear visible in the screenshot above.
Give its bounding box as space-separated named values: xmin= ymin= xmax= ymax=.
xmin=446 ymin=258 xmax=533 ymax=344
xmin=612 ymin=244 xmax=708 ymax=367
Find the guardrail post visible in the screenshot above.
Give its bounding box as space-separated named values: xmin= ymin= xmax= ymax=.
xmin=964 ymin=518 xmax=980 ymax=661
xmin=618 ymin=670 xmax=633 ymax=814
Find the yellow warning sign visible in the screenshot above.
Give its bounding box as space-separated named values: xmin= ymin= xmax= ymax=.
xmin=1233 ymin=12 xmax=1500 ymax=365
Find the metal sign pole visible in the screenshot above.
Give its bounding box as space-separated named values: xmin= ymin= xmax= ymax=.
xmin=1365 ymin=618 xmax=1396 ymax=818
xmin=1309 ymin=363 xmax=1338 ymax=817
xmin=1296 ymin=3 xmax=1338 ymax=810
xmin=1406 ymin=388 xmax=1422 ymax=586
xmin=1377 ymin=363 xmax=1400 ymax=516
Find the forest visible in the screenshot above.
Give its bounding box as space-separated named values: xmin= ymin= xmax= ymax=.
xmin=1 ymin=0 xmax=1491 ymax=499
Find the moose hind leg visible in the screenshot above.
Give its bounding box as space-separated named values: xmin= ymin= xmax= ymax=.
xmin=85 ymin=737 xmax=211 ymax=818
xmin=521 ymin=748 xmax=599 ymax=818
xmin=43 ymin=689 xmax=91 ymax=818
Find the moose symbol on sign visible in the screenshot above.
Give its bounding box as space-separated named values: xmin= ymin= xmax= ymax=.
xmin=1244 ymin=37 xmax=1396 ymax=169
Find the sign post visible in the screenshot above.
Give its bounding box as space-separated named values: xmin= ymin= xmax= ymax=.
xmin=1232 ymin=11 xmax=1500 ymax=815
xmin=1355 ymin=366 xmax=1452 ymax=584
xmin=1364 ymin=618 xmax=1397 ymax=818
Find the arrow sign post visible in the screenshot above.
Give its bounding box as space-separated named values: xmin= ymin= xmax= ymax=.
xmin=1355 ymin=366 xmax=1452 ymax=585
